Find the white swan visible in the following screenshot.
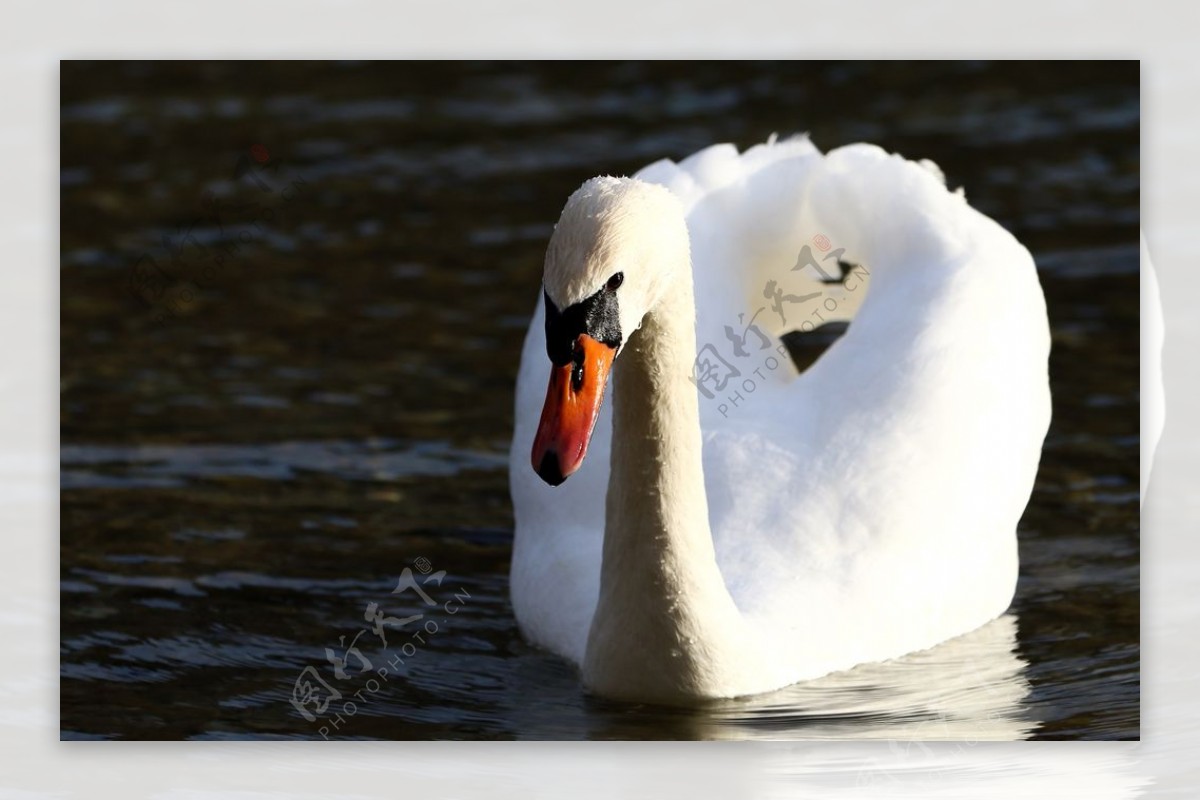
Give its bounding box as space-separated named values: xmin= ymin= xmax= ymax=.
xmin=508 ymin=135 xmax=1051 ymax=704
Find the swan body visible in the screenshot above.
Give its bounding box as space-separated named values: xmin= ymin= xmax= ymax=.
xmin=509 ymin=136 xmax=1051 ymax=703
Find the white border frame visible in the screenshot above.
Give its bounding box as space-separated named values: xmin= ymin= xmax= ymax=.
xmin=7 ymin=1 xmax=1195 ymax=796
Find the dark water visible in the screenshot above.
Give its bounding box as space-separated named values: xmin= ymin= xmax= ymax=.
xmin=60 ymin=61 xmax=1140 ymax=740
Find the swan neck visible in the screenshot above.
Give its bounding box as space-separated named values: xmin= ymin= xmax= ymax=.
xmin=607 ymin=268 xmax=711 ymax=560
xmin=584 ymin=258 xmax=748 ymax=701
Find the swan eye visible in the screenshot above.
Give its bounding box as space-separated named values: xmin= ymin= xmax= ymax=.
xmin=606 ymin=272 xmax=624 ymax=292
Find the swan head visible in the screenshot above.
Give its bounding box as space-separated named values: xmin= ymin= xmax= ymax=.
xmin=531 ymin=176 xmax=689 ymax=486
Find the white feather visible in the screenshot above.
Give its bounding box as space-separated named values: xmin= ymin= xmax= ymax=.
xmin=509 ymin=136 xmax=1052 ymax=702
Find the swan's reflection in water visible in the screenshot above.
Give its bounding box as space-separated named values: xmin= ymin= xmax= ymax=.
xmin=578 ymin=614 xmax=1035 ymax=741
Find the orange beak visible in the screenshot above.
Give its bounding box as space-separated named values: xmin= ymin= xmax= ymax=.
xmin=531 ymin=334 xmax=616 ymax=486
